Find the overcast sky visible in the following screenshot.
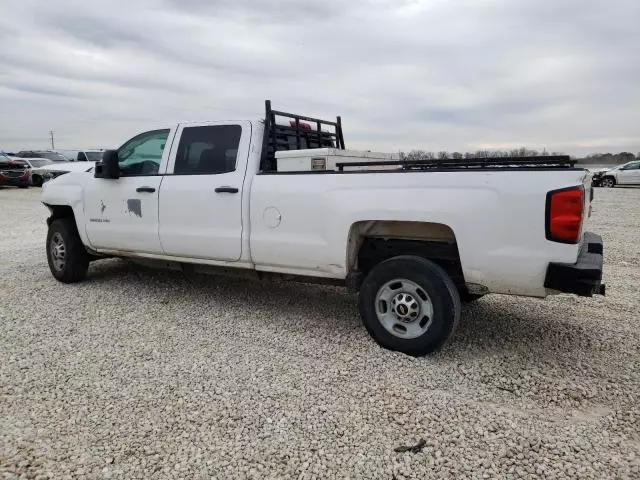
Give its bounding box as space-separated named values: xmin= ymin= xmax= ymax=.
xmin=0 ymin=0 xmax=638 ymax=156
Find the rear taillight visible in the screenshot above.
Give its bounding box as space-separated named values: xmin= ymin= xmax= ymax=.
xmin=545 ymin=186 xmax=584 ymax=243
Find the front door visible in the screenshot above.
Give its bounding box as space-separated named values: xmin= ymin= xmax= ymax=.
xmin=618 ymin=161 xmax=640 ymax=184
xmin=158 ymin=121 xmax=250 ymax=260
xmin=84 ymin=128 xmax=173 ymax=253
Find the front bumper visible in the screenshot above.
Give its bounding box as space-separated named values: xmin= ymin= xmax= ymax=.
xmin=0 ymin=175 xmax=30 ymax=186
xmin=544 ymin=232 xmax=605 ymax=297
xmin=591 ymin=172 xmax=604 ymax=186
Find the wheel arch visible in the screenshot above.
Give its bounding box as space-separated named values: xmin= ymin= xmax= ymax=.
xmin=45 ymin=204 xmax=76 ymax=227
xmin=44 ymin=203 xmax=95 ymax=253
xmin=346 ymin=220 xmax=470 ymax=292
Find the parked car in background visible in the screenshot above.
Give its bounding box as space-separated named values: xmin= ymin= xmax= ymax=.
xmin=55 ymin=149 xmax=105 ymax=162
xmin=19 ymin=158 xmax=54 ymax=186
xmin=592 ymin=161 xmax=640 ymax=187
xmin=31 ymin=161 xmax=96 ymax=183
xmin=16 ymin=150 xmax=69 ymax=162
xmin=0 ymin=153 xmax=31 ymax=188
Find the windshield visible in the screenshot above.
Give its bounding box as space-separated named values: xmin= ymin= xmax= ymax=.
xmin=29 ymin=159 xmax=54 ymax=168
xmin=85 ymin=152 xmax=103 ymax=161
xmin=617 ymin=161 xmax=640 ymax=170
xmin=40 ymin=152 xmax=69 ymax=162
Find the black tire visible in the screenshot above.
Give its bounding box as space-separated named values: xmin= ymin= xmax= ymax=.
xmin=46 ymin=218 xmax=89 ymax=283
xmin=32 ymin=175 xmax=43 ymax=187
xmin=358 ymin=255 xmax=461 ymax=356
xmin=18 ymin=185 xmax=29 ymax=189
xmin=459 ymin=291 xmax=484 ymax=303
xmin=600 ymin=176 xmax=615 ymax=188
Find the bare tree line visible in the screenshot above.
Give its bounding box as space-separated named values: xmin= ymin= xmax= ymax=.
xmin=580 ymin=152 xmax=638 ymax=165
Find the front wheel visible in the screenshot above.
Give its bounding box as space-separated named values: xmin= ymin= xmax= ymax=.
xmin=600 ymin=177 xmax=615 ymax=188
xmin=358 ymin=256 xmax=461 ymax=356
xmin=46 ymin=218 xmax=89 ymax=283
xmin=32 ymin=175 xmax=43 ymax=187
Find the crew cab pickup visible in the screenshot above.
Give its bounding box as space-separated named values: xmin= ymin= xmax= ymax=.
xmin=41 ymin=101 xmax=605 ymax=356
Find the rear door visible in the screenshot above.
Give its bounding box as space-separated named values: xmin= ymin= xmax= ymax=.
xmin=158 ymin=121 xmax=251 ymax=260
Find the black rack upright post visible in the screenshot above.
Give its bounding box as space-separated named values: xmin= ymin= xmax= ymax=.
xmin=336 ymin=116 xmax=345 ymax=149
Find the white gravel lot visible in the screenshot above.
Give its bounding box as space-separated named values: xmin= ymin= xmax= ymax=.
xmin=1 ymin=186 xmax=639 ymax=479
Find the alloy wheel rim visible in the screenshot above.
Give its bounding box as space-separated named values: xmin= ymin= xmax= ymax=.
xmin=50 ymin=232 xmax=66 ymax=271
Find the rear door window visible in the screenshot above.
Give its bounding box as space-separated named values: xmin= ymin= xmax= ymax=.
xmin=173 ymin=125 xmax=241 ymax=175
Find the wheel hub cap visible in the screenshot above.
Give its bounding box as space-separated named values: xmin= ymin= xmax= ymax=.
xmin=375 ymin=279 xmax=434 ymax=339
xmin=391 ymin=293 xmax=419 ymax=322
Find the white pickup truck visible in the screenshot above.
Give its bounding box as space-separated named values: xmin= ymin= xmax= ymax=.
xmin=41 ymin=101 xmax=605 ymax=356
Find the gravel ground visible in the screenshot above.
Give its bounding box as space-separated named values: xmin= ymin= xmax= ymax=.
xmin=1 ymin=186 xmax=639 ymax=480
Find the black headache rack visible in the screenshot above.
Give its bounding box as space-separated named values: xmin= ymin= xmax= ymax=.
xmin=335 ymin=156 xmax=577 ymax=172
xmin=260 ymin=100 xmax=346 ymax=171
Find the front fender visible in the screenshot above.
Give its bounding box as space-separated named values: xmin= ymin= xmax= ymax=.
xmin=41 ymin=181 xmax=83 ymax=207
xmin=41 ymin=182 xmax=91 ymax=248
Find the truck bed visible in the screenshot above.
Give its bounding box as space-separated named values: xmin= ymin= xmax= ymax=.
xmin=249 ymin=166 xmax=592 ymax=297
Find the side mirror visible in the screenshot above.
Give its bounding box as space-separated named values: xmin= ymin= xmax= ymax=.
xmin=94 ymin=150 xmax=120 ymax=179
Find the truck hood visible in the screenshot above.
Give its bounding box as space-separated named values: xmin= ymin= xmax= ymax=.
xmin=587 ymin=167 xmax=610 ymax=173
xmin=32 ymin=161 xmax=95 ymax=174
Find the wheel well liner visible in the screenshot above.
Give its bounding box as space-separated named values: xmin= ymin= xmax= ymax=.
xmin=45 ymin=205 xmax=75 ymax=227
xmin=347 ymin=221 xmax=464 ymax=289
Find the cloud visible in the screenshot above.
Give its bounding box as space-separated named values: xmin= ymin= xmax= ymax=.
xmin=0 ymin=0 xmax=638 ymax=155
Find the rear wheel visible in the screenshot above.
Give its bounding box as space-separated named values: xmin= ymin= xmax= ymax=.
xmin=600 ymin=177 xmax=615 ymax=188
xmin=358 ymin=256 xmax=460 ymax=356
xmin=32 ymin=175 xmax=43 ymax=187
xmin=46 ymin=218 xmax=89 ymax=283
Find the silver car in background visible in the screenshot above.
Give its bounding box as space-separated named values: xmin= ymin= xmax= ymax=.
xmin=592 ymin=161 xmax=640 ymax=187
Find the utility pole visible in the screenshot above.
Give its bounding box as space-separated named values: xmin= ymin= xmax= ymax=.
xmin=49 ymin=130 xmax=55 ymax=150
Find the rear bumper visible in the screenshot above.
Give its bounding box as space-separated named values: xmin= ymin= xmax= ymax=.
xmin=544 ymin=232 xmax=605 ymax=297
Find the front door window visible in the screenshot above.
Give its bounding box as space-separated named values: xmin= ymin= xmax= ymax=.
xmin=117 ymin=129 xmax=170 ymax=176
